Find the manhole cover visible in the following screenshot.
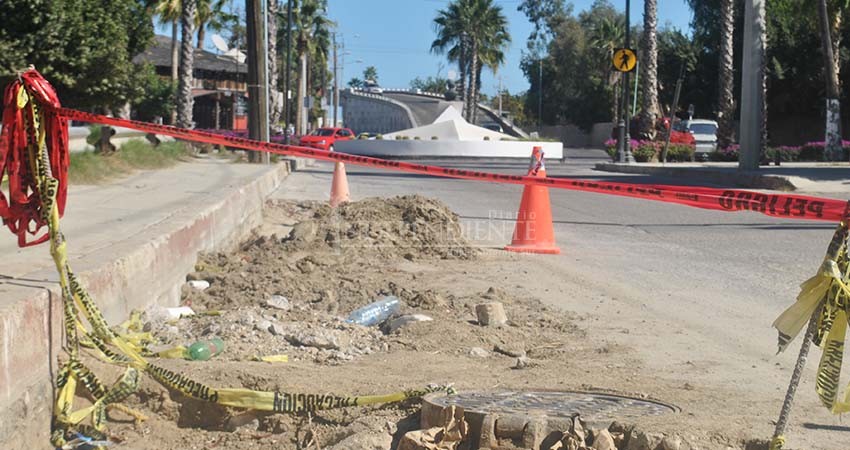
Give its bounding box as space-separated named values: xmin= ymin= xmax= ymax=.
xmin=425 ymin=390 xmax=677 ymax=422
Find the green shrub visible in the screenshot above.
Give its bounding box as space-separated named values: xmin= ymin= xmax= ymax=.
xmin=395 ymin=135 xmax=402 ymax=140
xmin=665 ymin=144 xmax=695 ymax=162
xmin=376 ymin=134 xmax=383 ymax=140
xmin=431 ymin=136 xmax=438 ymax=140
xmin=484 ymin=136 xmax=490 ymax=141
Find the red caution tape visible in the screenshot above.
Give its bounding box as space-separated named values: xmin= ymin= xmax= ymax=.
xmin=0 ymin=70 xmax=69 ymax=247
xmin=49 ymin=107 xmax=849 ymax=224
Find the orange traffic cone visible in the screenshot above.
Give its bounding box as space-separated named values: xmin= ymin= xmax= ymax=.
xmin=504 ymin=147 xmax=560 ymax=254
xmin=330 ymin=161 xmax=350 ymax=208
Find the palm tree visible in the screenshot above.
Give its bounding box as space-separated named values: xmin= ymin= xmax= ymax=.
xmin=589 ymin=15 xmax=625 ymax=122
xmin=432 ymin=0 xmax=510 ymax=123
xmin=289 ymin=0 xmax=331 ymax=134
xmin=176 ymin=0 xmax=197 ymax=128
xmin=716 ymin=0 xmax=735 ymax=149
xmin=156 ymin=0 xmax=182 ymax=83
xmin=640 ymin=0 xmax=659 ymax=139
xmin=432 ymin=1 xmax=472 ymax=112
xmin=196 ymin=0 xmax=229 ymax=49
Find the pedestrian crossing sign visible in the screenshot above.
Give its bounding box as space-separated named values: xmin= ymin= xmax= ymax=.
xmin=612 ymin=48 xmax=637 ymax=73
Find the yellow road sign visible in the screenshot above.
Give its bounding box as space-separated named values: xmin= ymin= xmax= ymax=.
xmin=612 ymin=48 xmax=637 ymax=73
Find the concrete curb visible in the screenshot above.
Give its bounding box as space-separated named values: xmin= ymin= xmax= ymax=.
xmin=594 ymin=163 xmax=798 ymax=191
xmin=0 ymin=158 xmax=313 ymax=448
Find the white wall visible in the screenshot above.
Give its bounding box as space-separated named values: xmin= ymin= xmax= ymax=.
xmin=336 ymin=139 xmax=564 ymax=160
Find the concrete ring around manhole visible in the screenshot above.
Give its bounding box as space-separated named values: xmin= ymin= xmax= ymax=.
xmin=421 ymin=390 xmax=679 ymax=450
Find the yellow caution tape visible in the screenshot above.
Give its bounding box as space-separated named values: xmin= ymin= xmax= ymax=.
xmin=11 ymin=86 xmax=454 ymax=444
xmin=774 ymin=220 xmax=850 ymax=414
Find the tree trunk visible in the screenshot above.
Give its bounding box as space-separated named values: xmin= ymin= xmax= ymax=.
xmin=639 ymin=0 xmax=659 ymax=139
xmin=817 ymin=0 xmax=841 ymax=160
xmin=171 ymin=21 xmax=179 ymax=81
xmin=268 ymin=0 xmax=281 ymax=125
xmin=197 ymin=22 xmax=206 ymax=49
xmin=170 ymin=20 xmax=179 ymax=125
xmin=716 ymin=0 xmax=736 ymax=149
xmin=466 ymin=42 xmax=478 ymax=123
xmin=176 ymin=0 xmax=197 ymax=129
xmin=297 ymin=51 xmax=307 ymax=135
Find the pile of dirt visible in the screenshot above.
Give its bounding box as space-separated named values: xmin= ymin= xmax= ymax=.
xmin=282 ymin=195 xmax=477 ymax=260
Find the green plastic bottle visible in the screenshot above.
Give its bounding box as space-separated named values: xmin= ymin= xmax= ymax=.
xmin=187 ymin=338 xmax=224 ymax=361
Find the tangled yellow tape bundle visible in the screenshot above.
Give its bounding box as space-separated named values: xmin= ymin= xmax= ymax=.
xmin=6 ymin=79 xmax=453 ymax=449
xmin=774 ymin=220 xmax=850 ymax=415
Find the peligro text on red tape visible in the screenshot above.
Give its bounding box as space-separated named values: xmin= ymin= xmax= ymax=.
xmin=54 ymin=107 xmax=849 ymax=223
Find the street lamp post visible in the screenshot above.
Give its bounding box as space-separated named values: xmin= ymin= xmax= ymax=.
xmin=284 ymin=0 xmax=293 ymax=144
xmin=617 ymin=0 xmax=636 ymax=163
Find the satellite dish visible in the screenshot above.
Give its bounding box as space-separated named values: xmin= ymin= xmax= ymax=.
xmin=211 ymin=34 xmax=229 ymax=53
xmin=447 ymin=70 xmax=458 ymax=81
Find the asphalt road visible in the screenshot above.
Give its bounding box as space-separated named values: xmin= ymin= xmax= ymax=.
xmin=271 ymin=148 xmax=848 ymax=448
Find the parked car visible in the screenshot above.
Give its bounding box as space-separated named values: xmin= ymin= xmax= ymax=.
xmin=675 ymin=119 xmax=718 ymax=158
xmin=298 ymin=127 xmax=355 ymax=151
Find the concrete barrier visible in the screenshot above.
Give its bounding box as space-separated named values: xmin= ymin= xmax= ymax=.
xmin=0 ymin=159 xmax=310 ymax=448
xmin=336 ymin=139 xmax=564 ymax=160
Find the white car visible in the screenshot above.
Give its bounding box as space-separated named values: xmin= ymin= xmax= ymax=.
xmin=677 ymin=119 xmax=718 ymax=158
xmin=363 ymin=80 xmax=383 ymax=95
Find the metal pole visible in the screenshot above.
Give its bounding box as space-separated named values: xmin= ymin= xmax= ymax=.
xmin=622 ymin=0 xmax=634 ymax=162
xmin=662 ymin=63 xmax=685 ymax=163
xmin=771 ymin=305 xmax=822 ymax=449
xmin=498 ymin=75 xmax=503 ymax=118
xmin=333 ymin=32 xmax=339 ymax=127
xmin=284 ymin=0 xmax=292 ymax=144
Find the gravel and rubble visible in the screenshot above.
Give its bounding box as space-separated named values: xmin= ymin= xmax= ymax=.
xmin=94 ymin=197 xmax=768 ymax=450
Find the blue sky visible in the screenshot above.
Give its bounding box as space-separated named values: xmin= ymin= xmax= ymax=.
xmin=326 ymin=0 xmax=693 ymax=96
xmin=159 ymin=0 xmax=694 ymax=96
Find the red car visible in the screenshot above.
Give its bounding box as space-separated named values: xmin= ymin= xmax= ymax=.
xmin=298 ymin=127 xmax=355 ymax=151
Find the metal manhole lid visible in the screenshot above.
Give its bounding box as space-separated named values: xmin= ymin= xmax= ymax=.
xmin=425 ymin=390 xmax=678 ymax=421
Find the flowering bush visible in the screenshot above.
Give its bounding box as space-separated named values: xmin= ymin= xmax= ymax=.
xmin=710 ymin=141 xmax=850 ymax=162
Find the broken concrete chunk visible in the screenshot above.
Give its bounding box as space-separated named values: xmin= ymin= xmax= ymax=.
xmin=265 ymin=294 xmax=291 ymax=311
xmin=592 ymin=429 xmax=617 ymax=450
xmin=475 ymin=302 xmax=507 ymax=326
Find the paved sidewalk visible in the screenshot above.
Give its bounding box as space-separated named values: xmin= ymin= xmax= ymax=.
xmin=595 ymin=161 xmax=850 ymax=194
xmin=1 ymin=157 xmax=271 ymax=280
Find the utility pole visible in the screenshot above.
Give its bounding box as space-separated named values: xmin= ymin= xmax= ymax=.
xmin=739 ymin=0 xmax=766 ymax=170
xmin=284 ymin=0 xmax=293 ymax=144
xmin=246 ymin=0 xmax=269 ymax=162
xmin=333 ymin=32 xmax=339 ymax=127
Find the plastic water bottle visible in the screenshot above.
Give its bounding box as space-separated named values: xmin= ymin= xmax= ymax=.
xmin=187 ymin=338 xmax=225 ymax=361
xmin=346 ymin=296 xmax=401 ymax=326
